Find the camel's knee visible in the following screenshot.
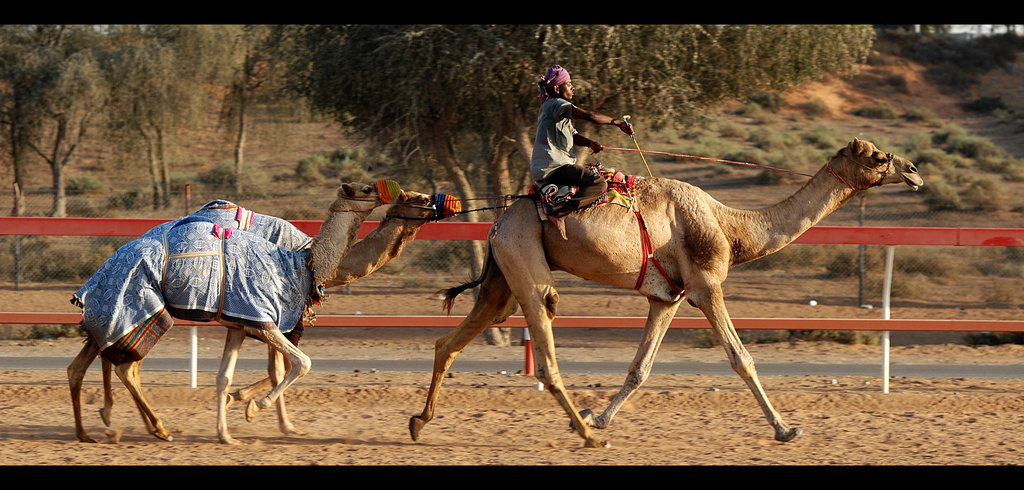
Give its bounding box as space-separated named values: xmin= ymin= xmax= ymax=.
xmin=727 ymin=350 xmax=757 ymax=378
xmin=216 ymin=371 xmax=234 ymax=388
xmin=542 ymin=287 xmax=558 ymax=317
xmin=624 ymin=368 xmax=649 ymax=390
xmin=284 ymin=352 xmax=311 ymax=378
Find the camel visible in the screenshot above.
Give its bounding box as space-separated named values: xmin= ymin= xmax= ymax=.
xmin=225 ymin=191 xmax=455 ymax=427
xmin=68 ymin=182 xmax=415 ymax=444
xmin=409 ymin=139 xmax=924 ymax=448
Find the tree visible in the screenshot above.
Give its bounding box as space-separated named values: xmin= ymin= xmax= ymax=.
xmin=102 ymin=25 xmax=221 ymax=209
xmin=0 ymin=25 xmax=110 ymax=217
xmin=289 ymin=24 xmax=875 ymax=345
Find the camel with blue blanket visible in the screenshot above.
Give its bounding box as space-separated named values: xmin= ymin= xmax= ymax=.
xmin=69 ymin=182 xmax=455 ymax=444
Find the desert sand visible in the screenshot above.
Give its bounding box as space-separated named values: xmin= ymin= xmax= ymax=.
xmin=2 ymin=323 xmax=1023 ymax=467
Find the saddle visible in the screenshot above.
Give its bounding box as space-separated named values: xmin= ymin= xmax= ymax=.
xmin=531 ymin=163 xmax=642 ymax=238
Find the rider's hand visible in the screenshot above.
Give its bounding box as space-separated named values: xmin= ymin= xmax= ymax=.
xmin=589 ymin=140 xmax=604 ymax=154
xmin=616 ymin=119 xmax=634 ymax=136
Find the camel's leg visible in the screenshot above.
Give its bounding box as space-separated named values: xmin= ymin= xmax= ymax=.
xmin=216 ymin=327 xmax=246 ymax=445
xmin=112 ymin=360 xmax=172 ymax=441
xmin=99 ymin=358 xmax=113 ymax=427
xmin=68 ymin=340 xmax=100 ymax=443
xmin=230 ymin=375 xmax=272 ymax=403
xmin=266 ymin=346 xmax=302 ymax=435
xmin=583 ymin=298 xmax=682 ymax=429
xmin=492 ymin=223 xmax=608 ymax=447
xmin=243 ymin=327 xmax=311 ymax=422
xmin=409 ymin=263 xmax=516 ymax=442
xmin=519 ymin=283 xmax=609 ymax=448
xmin=692 ymin=283 xmax=801 ymax=442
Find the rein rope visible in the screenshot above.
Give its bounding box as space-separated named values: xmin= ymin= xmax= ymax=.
xmin=602 ymin=146 xmax=814 ymax=178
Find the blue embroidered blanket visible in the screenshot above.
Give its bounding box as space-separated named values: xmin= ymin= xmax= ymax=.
xmin=73 ymin=202 xmax=313 ymax=351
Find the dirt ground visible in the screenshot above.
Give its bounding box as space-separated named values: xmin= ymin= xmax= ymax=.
xmin=2 ymin=289 xmax=1023 ymax=466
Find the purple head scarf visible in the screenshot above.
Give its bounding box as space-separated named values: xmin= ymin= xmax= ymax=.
xmin=537 ymin=64 xmax=571 ymax=104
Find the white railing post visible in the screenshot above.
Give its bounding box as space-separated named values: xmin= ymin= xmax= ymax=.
xmin=190 ymin=326 xmax=198 ymax=388
xmin=881 ymin=246 xmax=895 ymax=394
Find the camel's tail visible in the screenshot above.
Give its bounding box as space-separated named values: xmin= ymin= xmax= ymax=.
xmin=437 ymin=241 xmax=495 ymax=315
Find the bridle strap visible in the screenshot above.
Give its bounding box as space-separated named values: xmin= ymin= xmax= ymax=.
xmin=827 ymin=151 xmax=894 ymax=191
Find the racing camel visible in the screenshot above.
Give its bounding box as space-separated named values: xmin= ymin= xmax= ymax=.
xmin=409 ymin=139 xmax=924 ymax=448
xmin=69 ymin=182 xmax=428 ymax=444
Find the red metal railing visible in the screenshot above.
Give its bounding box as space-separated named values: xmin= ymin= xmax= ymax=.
xmin=2 ymin=217 xmax=1023 ymax=333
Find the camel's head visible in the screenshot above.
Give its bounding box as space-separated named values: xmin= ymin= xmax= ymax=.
xmin=832 ymin=139 xmax=924 ymax=191
xmin=332 ymin=180 xmax=405 ymax=212
xmin=384 ymin=190 xmax=435 ymax=220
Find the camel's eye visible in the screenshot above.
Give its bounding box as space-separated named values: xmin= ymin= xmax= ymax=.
xmin=873 ymin=152 xmax=889 ymax=164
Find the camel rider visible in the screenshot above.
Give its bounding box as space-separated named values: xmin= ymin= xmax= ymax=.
xmin=531 ymin=64 xmax=633 ymax=215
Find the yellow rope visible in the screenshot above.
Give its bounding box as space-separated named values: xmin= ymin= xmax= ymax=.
xmin=624 ymin=115 xmax=654 ymax=177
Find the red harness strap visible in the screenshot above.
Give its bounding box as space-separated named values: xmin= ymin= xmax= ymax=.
xmin=633 ymin=210 xmax=685 ymax=299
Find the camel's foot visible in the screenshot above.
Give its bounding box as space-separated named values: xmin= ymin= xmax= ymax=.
xmin=219 ymin=434 xmax=241 ymax=445
xmin=774 ymin=426 xmax=802 ymax=442
xmin=279 ymin=422 xmax=305 ymax=436
xmin=98 ymin=407 xmax=112 ymax=427
xmin=584 ymin=437 xmax=611 ymax=448
xmin=152 ymin=427 xmax=173 ymax=442
xmin=578 ymin=408 xmax=610 ymax=429
xmin=246 ymin=397 xmax=272 ymax=422
xmin=75 ymin=431 xmax=100 ymax=444
xmin=409 ymin=415 xmax=428 ymax=441
xmin=245 ymin=399 xmax=261 ymax=422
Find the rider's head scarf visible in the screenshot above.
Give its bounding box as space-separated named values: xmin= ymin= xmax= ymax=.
xmin=537 ymin=64 xmax=571 ymax=104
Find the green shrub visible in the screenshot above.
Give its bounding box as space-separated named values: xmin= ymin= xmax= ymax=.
xmin=198 ymin=160 xmax=272 ymax=197
xmin=923 ymin=63 xmax=978 ymax=90
xmin=960 ymin=177 xmax=1004 ymax=211
xmin=903 ymin=107 xmax=942 ymax=126
xmin=901 ymin=133 xmax=934 ymax=155
xmin=853 ymin=102 xmax=899 ymax=119
xmin=965 ymin=332 xmax=1024 ymax=346
xmin=799 ymin=126 xmax=843 ymax=150
xmin=798 ymin=98 xmax=830 ymax=117
xmin=748 ymin=92 xmax=786 ymax=113
xmin=66 ymin=174 xmax=106 ymax=195
xmin=946 ymin=134 xmax=1004 ymax=159
xmin=894 ymin=248 xmax=966 ymax=278
xmin=920 ymin=177 xmax=961 ymax=211
xmin=973 ymin=156 xmax=1024 ymax=181
xmin=717 ymin=122 xmax=748 ymax=139
xmin=787 ymin=330 xmax=881 ymax=345
xmin=108 ymin=187 xmax=151 ymax=210
xmin=16 ymin=236 xmax=124 ymax=281
xmin=883 ymin=74 xmax=909 ymax=93
xmin=960 ymin=96 xmax=1006 ymax=114
xmin=931 ymin=124 xmax=968 ymax=145
xmin=911 ymin=149 xmax=968 ymax=172
xmin=998 ymin=159 xmax=1024 ymax=182
xmin=294 ymin=155 xmax=327 ymax=183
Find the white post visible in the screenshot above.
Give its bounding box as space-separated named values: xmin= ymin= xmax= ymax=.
xmin=881 ymin=246 xmax=895 ymax=394
xmin=190 ymin=326 xmax=198 ymax=388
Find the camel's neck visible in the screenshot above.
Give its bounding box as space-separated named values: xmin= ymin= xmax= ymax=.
xmin=721 ymin=164 xmax=856 ymax=266
xmin=326 ymin=216 xmax=427 ymax=287
xmin=309 ymin=209 xmax=371 ymax=285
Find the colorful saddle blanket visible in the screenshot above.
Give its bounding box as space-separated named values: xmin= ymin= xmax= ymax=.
xmin=531 ymin=164 xmax=643 ymax=218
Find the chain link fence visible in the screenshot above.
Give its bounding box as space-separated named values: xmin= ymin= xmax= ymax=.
xmin=4 ymin=165 xmax=1023 ymax=336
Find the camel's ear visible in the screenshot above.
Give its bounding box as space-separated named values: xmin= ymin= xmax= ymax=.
xmin=338 ymin=183 xmax=354 ymax=198
xmin=848 ymin=138 xmax=872 ymax=157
